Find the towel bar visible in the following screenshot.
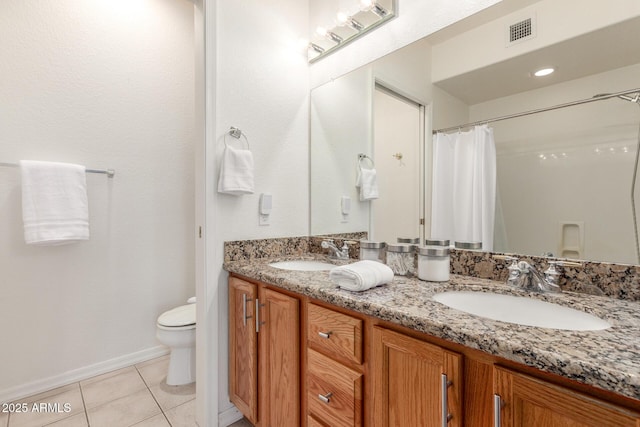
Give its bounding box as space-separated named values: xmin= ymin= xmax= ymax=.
xmin=0 ymin=162 xmax=115 ymax=178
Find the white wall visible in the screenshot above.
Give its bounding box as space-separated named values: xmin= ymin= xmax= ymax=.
xmin=310 ymin=67 xmax=372 ymax=235
xmin=0 ymin=0 xmax=195 ymax=400
xmin=211 ymin=0 xmax=309 ymax=422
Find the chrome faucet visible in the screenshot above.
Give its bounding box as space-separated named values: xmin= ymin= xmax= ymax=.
xmin=321 ymin=239 xmax=350 ymax=259
xmin=496 ymin=256 xmax=578 ymax=293
xmin=511 ymin=260 xmax=562 ymax=293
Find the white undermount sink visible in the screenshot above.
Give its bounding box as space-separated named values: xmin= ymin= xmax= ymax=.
xmin=268 ymin=260 xmax=336 ymax=271
xmin=432 ymin=291 xmax=611 ymax=331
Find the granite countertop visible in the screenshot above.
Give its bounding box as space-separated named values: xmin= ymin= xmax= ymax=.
xmin=224 ymin=254 xmax=640 ymax=401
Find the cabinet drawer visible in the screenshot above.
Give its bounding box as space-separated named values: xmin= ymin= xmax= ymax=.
xmin=307 ymin=349 xmax=363 ymax=427
xmin=307 ymin=303 xmax=363 ymax=364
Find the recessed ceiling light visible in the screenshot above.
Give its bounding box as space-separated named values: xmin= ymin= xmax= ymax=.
xmin=533 ymin=67 xmax=555 ymax=77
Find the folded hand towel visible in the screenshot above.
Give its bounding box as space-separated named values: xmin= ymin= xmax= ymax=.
xmin=20 ymin=160 xmax=89 ymax=245
xmin=329 ymin=260 xmax=394 ymax=292
xmin=218 ymin=145 xmax=254 ymax=195
xmin=355 ymin=166 xmax=379 ymax=201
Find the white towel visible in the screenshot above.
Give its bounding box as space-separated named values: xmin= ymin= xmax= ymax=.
xmin=355 ymin=166 xmax=379 ymax=201
xmin=218 ymin=145 xmax=254 ymax=195
xmin=20 ymin=160 xmax=89 ymax=245
xmin=329 ymin=260 xmax=394 ymax=292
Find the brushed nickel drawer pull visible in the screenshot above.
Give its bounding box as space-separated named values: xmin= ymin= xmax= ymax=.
xmin=318 ymin=331 xmax=332 ymax=339
xmin=441 ymin=373 xmax=453 ymax=426
xmin=494 ymin=394 xmax=502 ymax=427
xmin=318 ymin=392 xmax=333 ymax=404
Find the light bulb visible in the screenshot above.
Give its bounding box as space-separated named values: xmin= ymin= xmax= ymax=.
xmin=336 ymin=11 xmax=349 ymax=25
xmin=360 ymin=0 xmax=374 ymax=10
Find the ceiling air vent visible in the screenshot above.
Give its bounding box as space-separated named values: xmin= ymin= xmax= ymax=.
xmin=506 ymin=16 xmax=536 ymax=46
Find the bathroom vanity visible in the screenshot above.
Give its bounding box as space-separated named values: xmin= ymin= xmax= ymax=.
xmin=225 ymin=256 xmax=640 ymax=427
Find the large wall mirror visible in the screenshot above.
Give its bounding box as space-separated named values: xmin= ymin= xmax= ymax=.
xmin=310 ymin=0 xmax=640 ymax=265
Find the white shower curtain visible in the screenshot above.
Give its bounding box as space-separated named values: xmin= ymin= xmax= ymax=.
xmin=431 ymin=124 xmax=496 ymax=250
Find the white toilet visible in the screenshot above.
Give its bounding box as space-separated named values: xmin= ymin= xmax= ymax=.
xmin=156 ymin=298 xmax=196 ymax=386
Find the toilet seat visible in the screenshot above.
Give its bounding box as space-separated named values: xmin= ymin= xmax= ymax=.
xmin=157 ymin=304 xmax=196 ymax=331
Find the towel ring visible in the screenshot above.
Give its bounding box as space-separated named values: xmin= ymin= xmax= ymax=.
xmin=224 ymin=127 xmax=250 ymax=149
xmin=358 ymin=153 xmax=375 ymax=168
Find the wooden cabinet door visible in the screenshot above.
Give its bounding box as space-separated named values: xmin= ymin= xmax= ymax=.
xmin=229 ymin=277 xmax=259 ymax=424
xmin=372 ymin=327 xmax=463 ymax=427
xmin=259 ymin=287 xmax=300 ymax=427
xmin=494 ymin=367 xmax=640 ymax=427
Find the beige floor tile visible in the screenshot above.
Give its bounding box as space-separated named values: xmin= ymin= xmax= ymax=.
xmin=45 ymin=413 xmax=88 ymax=426
xmin=148 ymin=381 xmax=195 ymax=412
xmin=80 ymin=368 xmax=147 ymax=409
xmin=136 ymin=359 xmax=169 ymax=387
xmin=7 ymin=387 xmax=85 ymax=427
xmin=134 ymin=355 xmax=169 ymax=370
xmin=164 ymin=399 xmax=196 ymax=427
xmin=130 ymin=414 xmax=170 ymax=427
xmin=10 ymin=384 xmax=80 ymax=406
xmin=79 ymin=366 xmax=136 ymax=388
xmin=86 ymin=389 xmax=160 ymax=427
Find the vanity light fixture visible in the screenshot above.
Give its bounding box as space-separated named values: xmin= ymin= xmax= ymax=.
xmin=533 ymin=67 xmax=555 ymax=77
xmin=309 ymin=43 xmax=325 ymax=54
xmin=307 ymin=0 xmax=396 ymax=62
xmin=360 ymin=0 xmax=390 ymax=17
xmin=337 ymin=11 xmax=365 ymax=31
xmin=316 ymin=26 xmax=343 ymax=44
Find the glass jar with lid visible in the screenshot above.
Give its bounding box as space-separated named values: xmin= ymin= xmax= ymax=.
xmin=386 ymin=243 xmax=415 ymax=276
xmin=359 ymin=240 xmax=386 ymax=263
xmin=418 ymin=247 xmax=450 ymax=282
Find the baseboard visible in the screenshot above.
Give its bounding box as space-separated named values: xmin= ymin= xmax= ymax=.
xmin=218 ymin=405 xmax=243 ymax=426
xmin=0 ymin=345 xmax=169 ymax=404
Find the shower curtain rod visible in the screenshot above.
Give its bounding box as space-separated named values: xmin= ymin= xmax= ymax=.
xmin=432 ymin=87 xmax=640 ymax=134
xmin=0 ymin=162 xmax=115 ymax=178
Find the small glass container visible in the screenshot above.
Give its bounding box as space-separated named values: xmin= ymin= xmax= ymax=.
xmin=418 ymin=247 xmax=450 ymax=282
xmin=454 ymin=241 xmax=482 ymax=251
xmin=386 ymin=244 xmax=415 ymax=276
xmin=360 ymin=240 xmax=386 ymax=263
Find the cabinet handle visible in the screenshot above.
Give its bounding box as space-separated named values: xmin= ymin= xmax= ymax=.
xmin=494 ymin=394 xmax=502 ymax=427
xmin=318 ymin=331 xmax=332 ymax=339
xmin=255 ymin=299 xmax=265 ymax=333
xmin=242 ymin=294 xmax=253 ymax=326
xmin=318 ymin=392 xmax=333 ymax=404
xmin=441 ymin=374 xmax=453 ymax=427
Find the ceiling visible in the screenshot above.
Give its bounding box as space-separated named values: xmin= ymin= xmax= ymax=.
xmin=432 ymin=16 xmax=640 ymax=105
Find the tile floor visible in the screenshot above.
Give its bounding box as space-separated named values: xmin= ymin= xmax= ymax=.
xmin=1 ymin=356 xmax=196 ymax=427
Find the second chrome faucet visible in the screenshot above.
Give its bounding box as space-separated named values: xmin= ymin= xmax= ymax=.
xmin=498 ymin=256 xmax=582 ymax=293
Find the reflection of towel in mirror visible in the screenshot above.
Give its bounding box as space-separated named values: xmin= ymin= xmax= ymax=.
xmin=20 ymin=160 xmax=89 ymax=245
xmin=355 ymin=166 xmax=379 ymax=201
xmin=329 ymin=260 xmax=393 ymax=292
xmin=218 ymin=145 xmax=254 ymax=195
